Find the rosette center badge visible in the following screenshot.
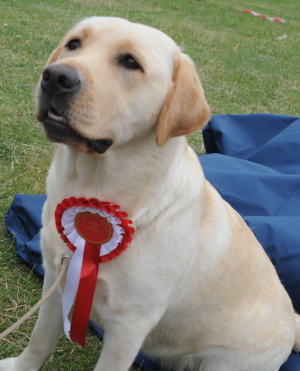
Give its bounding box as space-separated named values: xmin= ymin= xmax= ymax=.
xmin=75 ymin=212 xmax=113 ymax=244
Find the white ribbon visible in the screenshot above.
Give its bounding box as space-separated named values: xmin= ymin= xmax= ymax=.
xmin=61 ymin=205 xmax=124 ymax=339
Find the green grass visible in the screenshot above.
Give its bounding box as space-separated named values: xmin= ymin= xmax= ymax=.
xmin=0 ymin=0 xmax=299 ymax=369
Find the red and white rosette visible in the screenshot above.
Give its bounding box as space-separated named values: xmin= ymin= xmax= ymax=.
xmin=55 ymin=197 xmax=134 ymax=347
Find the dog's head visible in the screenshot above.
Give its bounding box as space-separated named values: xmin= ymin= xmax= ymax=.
xmin=36 ymin=17 xmax=210 ymax=156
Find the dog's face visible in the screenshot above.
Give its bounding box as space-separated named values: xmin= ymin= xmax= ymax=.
xmin=36 ymin=17 xmax=210 ymax=156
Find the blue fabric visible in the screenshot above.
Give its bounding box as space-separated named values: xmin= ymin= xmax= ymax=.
xmin=5 ymin=194 xmax=46 ymax=277
xmin=5 ymin=114 xmax=300 ymax=370
xmin=202 ymin=114 xmax=300 ymax=371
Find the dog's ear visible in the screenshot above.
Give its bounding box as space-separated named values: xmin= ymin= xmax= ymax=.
xmin=46 ymin=44 xmax=63 ymax=66
xmin=156 ymin=53 xmax=211 ymax=148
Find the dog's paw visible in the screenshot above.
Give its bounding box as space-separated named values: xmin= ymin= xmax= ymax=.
xmin=0 ymin=357 xmax=38 ymax=371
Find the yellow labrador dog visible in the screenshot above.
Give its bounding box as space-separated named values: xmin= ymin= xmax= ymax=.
xmin=1 ymin=17 xmax=299 ymax=371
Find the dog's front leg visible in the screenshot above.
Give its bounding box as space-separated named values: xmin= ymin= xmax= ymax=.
xmin=0 ymin=262 xmax=63 ymax=371
xmin=94 ymin=315 xmax=159 ymax=371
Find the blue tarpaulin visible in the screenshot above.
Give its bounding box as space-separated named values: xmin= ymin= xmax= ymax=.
xmin=5 ymin=114 xmax=300 ymax=370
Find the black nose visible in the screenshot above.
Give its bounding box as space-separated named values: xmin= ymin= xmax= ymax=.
xmin=41 ymin=64 xmax=80 ymax=95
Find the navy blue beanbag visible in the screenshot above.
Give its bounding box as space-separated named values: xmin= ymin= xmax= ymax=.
xmin=201 ymin=114 xmax=300 ymax=371
xmin=5 ymin=114 xmax=300 ymax=370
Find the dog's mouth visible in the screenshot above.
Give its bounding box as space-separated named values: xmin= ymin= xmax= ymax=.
xmin=40 ymin=109 xmax=113 ymax=155
xmin=47 ymin=110 xmax=68 ymax=126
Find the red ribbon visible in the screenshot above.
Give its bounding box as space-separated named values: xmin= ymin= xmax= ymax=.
xmin=70 ymin=241 xmax=101 ymax=347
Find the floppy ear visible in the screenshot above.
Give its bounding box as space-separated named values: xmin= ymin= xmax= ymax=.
xmin=156 ymin=53 xmax=211 ymax=147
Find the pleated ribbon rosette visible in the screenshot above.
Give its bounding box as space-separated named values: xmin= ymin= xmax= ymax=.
xmin=55 ymin=197 xmax=134 ymax=347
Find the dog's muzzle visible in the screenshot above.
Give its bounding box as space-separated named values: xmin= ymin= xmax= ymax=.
xmin=38 ymin=64 xmax=81 ymax=139
xmin=37 ymin=65 xmax=113 ymax=154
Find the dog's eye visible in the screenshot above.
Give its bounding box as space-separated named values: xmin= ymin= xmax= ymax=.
xmin=119 ymin=55 xmax=142 ymax=71
xmin=66 ymin=39 xmax=81 ymax=51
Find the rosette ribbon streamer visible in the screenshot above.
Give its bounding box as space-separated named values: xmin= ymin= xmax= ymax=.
xmin=55 ymin=197 xmax=134 ymax=347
